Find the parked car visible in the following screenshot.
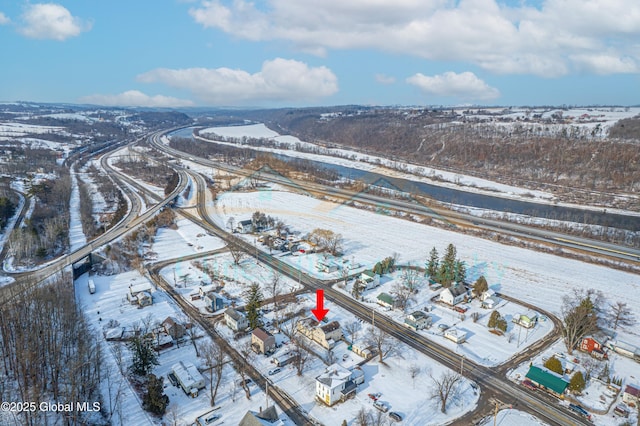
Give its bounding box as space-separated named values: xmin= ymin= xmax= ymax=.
xmin=389 ymin=412 xmax=403 ymax=422
xmin=569 ymin=403 xmax=590 ymax=419
xmin=373 ymin=400 xmax=388 ymax=412
xmin=522 ymin=379 xmax=537 ymax=391
xmin=268 ymin=368 xmax=281 ymax=375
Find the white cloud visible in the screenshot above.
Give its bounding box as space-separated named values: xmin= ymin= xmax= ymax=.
xmin=0 ymin=12 xmax=10 ymax=25
xmin=188 ymin=0 xmax=640 ymax=77
xmin=406 ymin=71 xmax=500 ymax=101
xmin=79 ymin=90 xmax=195 ymax=108
xmin=137 ymin=58 xmax=338 ymax=105
xmin=375 ymin=74 xmax=396 ymax=84
xmin=19 ymin=3 xmax=90 ymax=41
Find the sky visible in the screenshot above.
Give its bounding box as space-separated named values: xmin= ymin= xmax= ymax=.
xmin=0 ymin=0 xmax=639 ymax=108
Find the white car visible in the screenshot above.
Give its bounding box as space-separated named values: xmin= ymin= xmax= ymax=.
xmin=268 ymin=368 xmax=281 ymax=375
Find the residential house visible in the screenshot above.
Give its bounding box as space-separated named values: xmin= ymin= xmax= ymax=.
xmin=162 ymin=316 xmax=186 ymax=340
xmin=481 ymin=296 xmax=500 ymax=309
xmin=236 ymin=219 xmax=253 ymax=234
xmin=203 ymin=291 xmax=225 ymax=313
xmin=376 ymin=292 xmax=395 ymax=309
xmin=297 ymin=318 xmax=343 ymax=349
xmin=225 ymin=308 xmax=248 ymax=332
xmin=315 ymin=364 xmax=357 ymax=406
xmin=360 ymin=270 xmax=380 ymax=289
xmin=622 ymin=384 xmax=640 ymax=405
xmin=479 ymin=289 xmax=496 ymax=301
xmin=350 ymin=341 xmax=372 ymax=359
xmin=439 ymin=283 xmax=467 ymax=306
xmin=316 ymin=258 xmax=340 ymax=273
xmin=512 ymin=313 xmax=538 ymax=329
xmin=251 ymin=327 xmax=276 ymax=354
xmin=273 ymin=351 xmax=299 ymax=367
xmin=127 ymin=282 xmax=154 ymax=306
xmin=580 ymin=335 xmax=608 ymax=359
xmin=171 ymin=361 xmax=206 ymax=397
xmin=351 ymin=367 xmax=365 ymax=385
xmin=238 ymin=406 xmax=284 ymax=426
xmin=525 ymin=366 xmax=569 ymax=397
xmin=404 ymin=311 xmax=432 ymax=330
xmin=444 ymin=328 xmax=467 ymax=344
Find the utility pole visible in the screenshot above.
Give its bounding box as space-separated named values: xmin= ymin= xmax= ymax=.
xmin=460 ymin=354 xmax=465 ymax=375
xmin=494 ymin=400 xmax=499 ymax=426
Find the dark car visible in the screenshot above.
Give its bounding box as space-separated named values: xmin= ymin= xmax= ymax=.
xmin=389 ymin=412 xmax=403 ymax=422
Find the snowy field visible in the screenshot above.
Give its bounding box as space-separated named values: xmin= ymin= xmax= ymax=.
xmin=208 ymin=189 xmax=640 ymax=348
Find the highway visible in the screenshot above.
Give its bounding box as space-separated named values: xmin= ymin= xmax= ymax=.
xmin=0 ymin=134 xmax=189 ymax=304
xmin=151 ymin=131 xmax=640 ymax=263
xmin=181 ymin=167 xmax=591 ymax=426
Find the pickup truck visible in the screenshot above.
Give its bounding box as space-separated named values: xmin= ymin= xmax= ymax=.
xmin=373 ymin=400 xmax=389 ymax=413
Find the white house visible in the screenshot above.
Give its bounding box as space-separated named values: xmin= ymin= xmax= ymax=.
xmin=172 ymin=361 xmax=206 ymax=397
xmin=127 ymin=282 xmax=154 ymax=306
xmin=297 ymin=318 xmax=343 ymax=349
xmin=376 ymin=292 xmax=395 ymax=309
xmin=404 ymin=311 xmax=432 ymax=330
xmin=481 ymin=296 xmax=500 ymax=309
xmin=315 ymin=364 xmax=357 ymax=406
xmin=224 ymin=308 xmax=248 ymax=332
xmin=439 ymin=283 xmax=467 ymax=306
xmin=444 ymin=328 xmax=467 ymax=344
xmin=360 ymin=270 xmax=380 ymax=289
xmin=236 ymin=219 xmax=253 ymax=234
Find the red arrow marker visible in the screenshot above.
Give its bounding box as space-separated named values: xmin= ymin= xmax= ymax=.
xmin=311 ymin=289 xmax=329 ymax=322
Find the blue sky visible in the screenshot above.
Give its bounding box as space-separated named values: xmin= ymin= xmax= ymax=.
xmin=1 ymin=1 xmax=639 ymax=107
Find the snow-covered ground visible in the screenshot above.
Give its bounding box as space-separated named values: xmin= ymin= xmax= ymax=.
xmin=508 ymin=341 xmax=640 ymax=426
xmin=152 ymin=217 xmax=226 ymax=261
xmin=69 ymin=165 xmax=87 ymax=251
xmin=208 ymin=189 xmax=640 ymax=346
xmin=336 ymin=270 xmax=554 ymax=367
xmin=478 ymin=409 xmax=550 ymax=426
xmin=213 ymin=289 xmax=480 ymax=425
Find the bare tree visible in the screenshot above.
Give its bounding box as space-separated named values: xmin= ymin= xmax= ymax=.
xmin=185 ymin=322 xmax=200 ymax=357
xmin=409 ymin=363 xmax=421 ymax=389
xmin=228 ymin=238 xmax=247 ymax=265
xmin=430 ymin=371 xmax=462 ymax=413
xmin=344 ymin=320 xmax=361 ymax=343
xmin=391 ymin=281 xmax=414 ymax=312
xmin=367 ymin=327 xmax=394 ymax=363
xmin=401 ymin=266 xmax=421 ymax=293
xmin=356 ymin=407 xmax=373 ymax=426
xmin=608 ymin=301 xmax=636 ymax=330
xmin=266 ymin=271 xmax=283 ymax=313
xmin=292 ymin=335 xmax=311 ymax=376
xmin=235 ymin=341 xmax=255 ymax=399
xmin=561 ymin=288 xmax=605 ymax=354
xmin=201 ymin=341 xmax=227 ymax=406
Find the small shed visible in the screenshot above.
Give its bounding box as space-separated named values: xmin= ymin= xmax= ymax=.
xmin=376 ymin=292 xmax=395 ymax=309
xmin=172 ymin=361 xmax=206 ymax=397
xmin=444 ymin=328 xmax=467 ymax=344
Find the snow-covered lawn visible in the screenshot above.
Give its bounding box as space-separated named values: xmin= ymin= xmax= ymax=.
xmin=478 ymin=409 xmax=549 ymax=426
xmin=216 ymin=291 xmax=480 ymax=425
xmin=75 ymin=269 xmax=294 ymax=426
xmin=152 ymin=218 xmax=226 ymax=261
xmin=336 ymin=270 xmax=553 ymax=367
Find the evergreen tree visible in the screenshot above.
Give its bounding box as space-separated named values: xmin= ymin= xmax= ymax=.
xmin=128 ymin=334 xmax=159 ymax=376
xmin=543 ymin=356 xmax=564 ymax=375
xmin=438 ymin=244 xmax=457 ymax=286
xmin=426 ymin=247 xmax=439 ymax=279
xmin=143 ymin=374 xmax=169 ymax=415
xmin=453 ymin=260 xmax=466 ymax=284
xmin=568 ymin=371 xmax=586 ymax=393
xmin=488 ymin=310 xmax=501 ymax=328
xmin=474 ymin=276 xmax=489 ymax=296
xmin=245 ymin=282 xmax=263 ymax=330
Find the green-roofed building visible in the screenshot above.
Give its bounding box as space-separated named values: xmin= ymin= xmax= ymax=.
xmin=525 ymin=366 xmax=569 ymax=397
xmin=376 ymin=292 xmax=395 ymax=309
